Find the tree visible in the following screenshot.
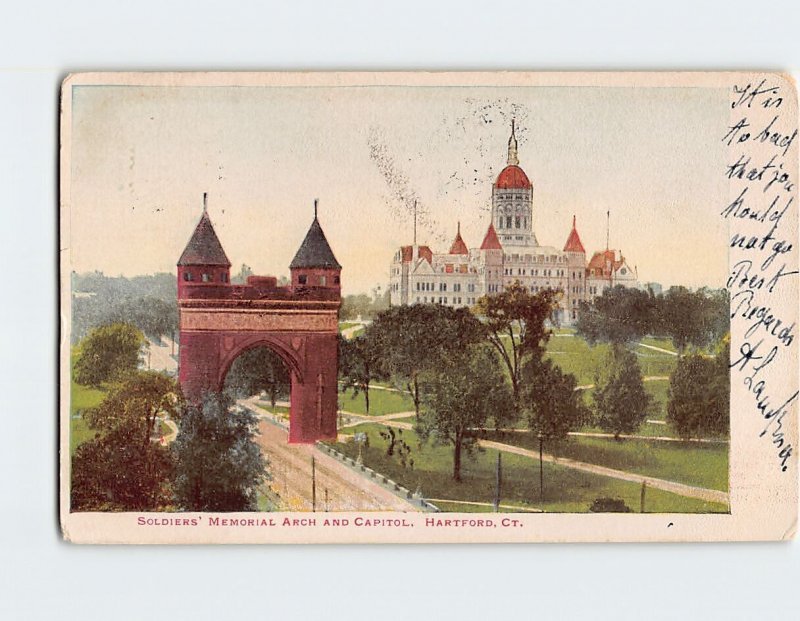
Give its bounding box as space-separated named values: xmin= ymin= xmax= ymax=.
xmin=369 ymin=304 xmax=485 ymax=418
xmin=519 ymin=356 xmax=590 ymax=499
xmin=71 ymin=371 xmax=181 ymax=511
xmin=73 ymin=323 xmax=145 ymax=386
xmin=71 ymin=272 xmax=178 ymax=343
xmin=667 ymin=338 xmax=730 ymax=439
xmin=576 ymin=285 xmax=657 ymax=346
xmin=659 ymin=286 xmax=729 ymax=353
xmin=338 ymin=333 xmax=387 ymax=414
xmin=172 ymin=393 xmax=267 ymax=511
xmin=589 ymin=497 xmax=633 ymax=513
xmin=132 ymin=296 xmax=178 ymax=341
xmin=474 ymin=283 xmax=560 ymax=406
xmin=223 ymin=346 xmax=290 ymax=406
xmin=417 ymin=345 xmax=513 ymax=482
xmin=576 ymin=285 xmax=730 ymax=354
xmin=593 ymin=345 xmax=651 ymax=439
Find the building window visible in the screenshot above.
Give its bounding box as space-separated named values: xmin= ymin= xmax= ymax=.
xmin=515 ymin=216 xmax=521 ymax=228
xmin=298 ymin=274 xmax=308 ymax=285
xmin=334 ymin=276 xmax=340 ymax=284
xmin=506 ymin=216 xmax=512 ymax=228
xmin=202 ymin=273 xmax=212 ymax=282
xmin=320 ymin=275 xmax=327 ymax=286
xmin=183 ymin=272 xmax=192 ymax=282
xmin=221 ymin=272 xmax=228 ymax=283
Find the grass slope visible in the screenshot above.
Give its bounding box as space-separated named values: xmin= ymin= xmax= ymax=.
xmin=337 ymin=388 xmax=415 ymax=416
xmin=485 ymin=432 xmax=729 ymax=492
xmin=329 ymin=423 xmax=728 ymax=513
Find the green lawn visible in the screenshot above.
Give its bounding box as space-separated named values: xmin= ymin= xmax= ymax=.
xmin=545 ymin=334 xmax=677 ymax=385
xmin=329 ymin=423 xmax=728 ymax=513
xmin=69 ymin=380 xmax=106 ymax=454
xmin=337 ymin=387 xmax=415 ymax=416
xmin=644 ymin=379 xmax=670 ymax=420
xmin=257 ymin=404 xmax=291 ymax=421
xmin=338 ymin=322 xmax=365 ymax=338
xmin=544 ymin=335 xmax=610 ymax=385
xmin=486 ymin=432 xmax=729 ymax=492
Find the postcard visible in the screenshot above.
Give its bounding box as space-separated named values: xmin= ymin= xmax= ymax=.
xmin=59 ymin=71 xmax=798 ymax=543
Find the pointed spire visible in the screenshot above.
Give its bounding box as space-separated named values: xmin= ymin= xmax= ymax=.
xmin=449 ymin=221 xmax=469 ymax=255
xmin=178 ymin=196 xmax=230 ymax=266
xmin=413 ymin=200 xmax=417 ymax=246
xmin=507 ymin=119 xmax=519 ymax=166
xmin=480 ymin=222 xmax=503 ymax=250
xmin=563 ymin=214 xmax=586 ymax=254
xmin=290 ymin=206 xmax=341 ymax=270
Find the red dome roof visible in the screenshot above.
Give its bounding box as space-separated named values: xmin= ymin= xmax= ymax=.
xmin=495 ymin=165 xmax=531 ymax=189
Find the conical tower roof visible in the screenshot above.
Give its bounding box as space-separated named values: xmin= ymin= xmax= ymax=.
xmin=178 ymin=209 xmax=231 ymax=266
xmin=480 ymin=222 xmax=503 ymax=250
xmin=563 ymin=215 xmax=586 ymax=253
xmin=290 ymin=215 xmax=341 ymax=270
xmin=448 ymin=222 xmax=469 ymax=255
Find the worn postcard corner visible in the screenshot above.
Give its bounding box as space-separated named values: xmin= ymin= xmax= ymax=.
xmin=59 ymin=71 xmax=798 ymax=544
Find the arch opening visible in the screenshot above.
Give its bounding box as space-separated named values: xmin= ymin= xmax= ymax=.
xmin=222 ymin=344 xmax=292 ymax=412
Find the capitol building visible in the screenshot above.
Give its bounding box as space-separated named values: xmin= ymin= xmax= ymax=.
xmin=388 ymin=122 xmax=639 ymax=325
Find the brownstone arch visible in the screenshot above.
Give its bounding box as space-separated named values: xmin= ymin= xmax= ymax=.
xmin=177 ymin=197 xmax=342 ymax=443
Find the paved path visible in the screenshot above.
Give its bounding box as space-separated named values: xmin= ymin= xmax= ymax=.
xmin=638 ymin=343 xmax=678 ymax=356
xmin=566 ymin=431 xmax=728 ymax=444
xmin=341 ymin=410 xmax=416 ymax=428
xmin=575 ymin=375 xmax=670 ymax=391
xmin=239 ymin=399 xmax=419 ymax=512
xmin=157 ymin=417 xmax=179 ymax=445
xmin=145 ymin=337 xmax=178 ymax=374
xmin=368 ymin=384 xmax=408 ymax=394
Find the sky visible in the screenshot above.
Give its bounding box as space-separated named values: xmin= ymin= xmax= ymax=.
xmin=68 ymin=83 xmax=729 ymax=294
